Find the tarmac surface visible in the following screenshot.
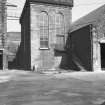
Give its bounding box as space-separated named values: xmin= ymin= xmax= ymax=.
xmin=0 ymin=70 xmax=105 ymax=105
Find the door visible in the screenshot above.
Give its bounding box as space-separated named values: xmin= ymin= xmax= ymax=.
xmin=101 ymin=43 xmax=105 ymax=69
xmin=0 ymin=54 xmax=3 ymax=70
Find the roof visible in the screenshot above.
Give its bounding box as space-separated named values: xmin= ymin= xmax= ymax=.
xmin=26 ymin=0 xmax=73 ymax=6
xmin=71 ymin=4 xmax=105 ymax=32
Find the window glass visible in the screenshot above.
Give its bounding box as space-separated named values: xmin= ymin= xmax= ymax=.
xmin=39 ymin=12 xmax=49 ymax=49
xmin=55 ymin=13 xmax=65 ymax=49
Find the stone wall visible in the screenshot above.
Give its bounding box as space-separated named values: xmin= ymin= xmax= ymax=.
xmin=13 ymin=3 xmax=31 ymax=70
xmin=92 ymin=15 xmax=105 ymax=71
xmin=30 ymin=4 xmax=72 ymax=71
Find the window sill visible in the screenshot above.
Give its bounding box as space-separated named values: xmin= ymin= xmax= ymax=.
xmin=39 ymin=48 xmax=50 ymax=50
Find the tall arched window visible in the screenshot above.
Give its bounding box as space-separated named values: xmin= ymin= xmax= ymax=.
xmin=55 ymin=13 xmax=65 ymax=50
xmin=39 ymin=12 xmax=49 ymax=49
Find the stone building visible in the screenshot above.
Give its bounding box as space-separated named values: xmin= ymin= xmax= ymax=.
xmin=7 ymin=32 xmax=21 ymax=69
xmin=66 ymin=4 xmax=105 ymax=71
xmin=19 ymin=0 xmax=73 ymax=71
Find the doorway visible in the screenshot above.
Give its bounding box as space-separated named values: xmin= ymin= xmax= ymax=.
xmin=0 ymin=54 xmax=3 ymax=70
xmin=101 ymin=43 xmax=105 ymax=69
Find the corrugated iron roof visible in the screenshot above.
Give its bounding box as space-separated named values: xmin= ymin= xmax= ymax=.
xmin=71 ymin=4 xmax=105 ymax=32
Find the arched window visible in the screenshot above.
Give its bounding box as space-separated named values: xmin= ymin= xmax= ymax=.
xmin=55 ymin=13 xmax=65 ymax=50
xmin=39 ymin=12 xmax=49 ymax=49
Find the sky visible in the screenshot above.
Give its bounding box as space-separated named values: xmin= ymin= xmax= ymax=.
xmin=7 ymin=0 xmax=25 ymax=32
xmin=7 ymin=0 xmax=105 ymax=32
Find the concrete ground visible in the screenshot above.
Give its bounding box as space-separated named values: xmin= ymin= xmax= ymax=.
xmin=0 ymin=70 xmax=105 ymax=105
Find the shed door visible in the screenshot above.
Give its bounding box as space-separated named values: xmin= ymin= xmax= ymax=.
xmin=0 ymin=54 xmax=3 ymax=70
xmin=101 ymin=43 xmax=105 ymax=69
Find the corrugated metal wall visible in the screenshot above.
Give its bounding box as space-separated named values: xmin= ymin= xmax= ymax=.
xmin=70 ymin=25 xmax=92 ymax=71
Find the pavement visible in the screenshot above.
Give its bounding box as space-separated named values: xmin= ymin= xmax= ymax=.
xmin=0 ymin=70 xmax=105 ymax=105
xmin=54 ymin=71 xmax=105 ymax=81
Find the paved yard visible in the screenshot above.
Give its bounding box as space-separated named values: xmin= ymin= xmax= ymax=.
xmin=0 ymin=70 xmax=105 ymax=105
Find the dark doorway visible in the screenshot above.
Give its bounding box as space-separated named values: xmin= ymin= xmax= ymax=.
xmin=101 ymin=43 xmax=105 ymax=69
xmin=0 ymin=54 xmax=3 ymax=70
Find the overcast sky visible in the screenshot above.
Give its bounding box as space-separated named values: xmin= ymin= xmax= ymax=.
xmin=7 ymin=0 xmax=105 ymax=32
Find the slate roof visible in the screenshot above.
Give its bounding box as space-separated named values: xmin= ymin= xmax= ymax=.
xmin=71 ymin=4 xmax=105 ymax=32
xmin=26 ymin=0 xmax=73 ymax=6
